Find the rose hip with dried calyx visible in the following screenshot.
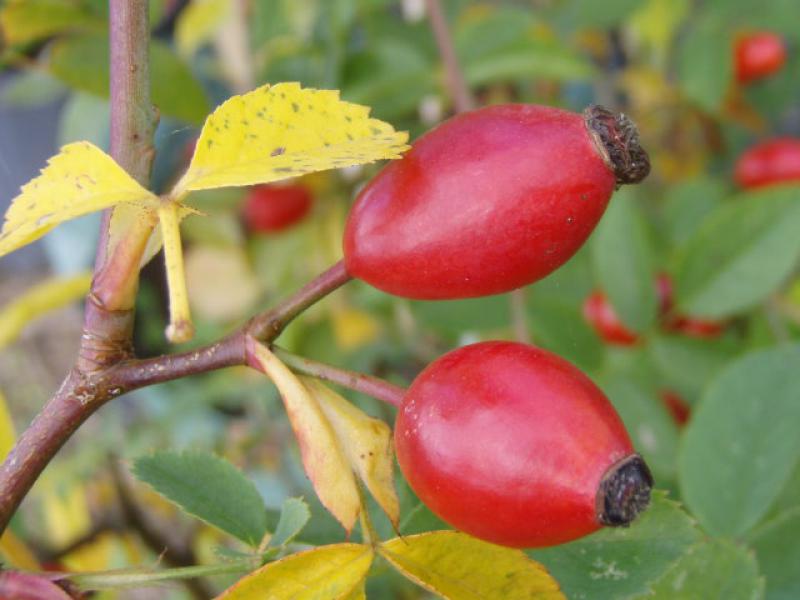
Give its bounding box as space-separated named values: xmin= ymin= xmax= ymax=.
xmin=394 ymin=341 xmax=653 ymax=549
xmin=344 ymin=104 xmax=650 ymax=300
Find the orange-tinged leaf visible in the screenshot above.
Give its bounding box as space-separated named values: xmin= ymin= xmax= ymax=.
xmin=217 ymin=543 xmax=373 ymax=600
xmin=172 ymin=82 xmax=408 ymax=195
xmin=0 ymin=142 xmax=158 ymax=258
xmin=0 ymin=272 xmax=91 ymax=349
xmin=250 ymin=343 xmax=360 ymax=533
xmin=380 ymin=531 xmax=565 ymax=600
xmin=301 ymin=377 xmax=400 ymax=528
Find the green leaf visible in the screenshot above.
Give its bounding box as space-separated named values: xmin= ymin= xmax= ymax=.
xmin=455 ymin=9 xmax=593 ymax=84
xmin=749 ymin=508 xmax=800 ymax=600
xmin=268 ymin=497 xmax=311 ymax=548
xmin=648 ymin=335 xmax=738 ymax=399
xmin=591 ymin=189 xmax=657 ymax=332
xmin=132 ymin=450 xmax=268 ymax=546
xmin=678 ymin=344 xmax=800 ymax=537
xmin=676 ymin=15 xmax=732 ymax=112
xmin=601 ymin=377 xmax=680 ymax=480
xmin=662 ymin=177 xmax=725 ymax=247
xmin=48 ymin=33 xmax=209 ymax=123
xmin=528 ymin=296 xmax=604 ymax=372
xmin=675 ymin=187 xmax=800 ymax=319
xmin=532 ymin=492 xmax=700 ymax=600
xmin=554 ymin=0 xmax=641 ymax=28
xmin=638 ymin=539 xmax=764 ymax=600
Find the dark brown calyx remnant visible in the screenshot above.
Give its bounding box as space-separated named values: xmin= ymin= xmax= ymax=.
xmin=596 ymin=453 xmax=654 ymax=527
xmin=584 ymin=104 xmax=651 ymax=186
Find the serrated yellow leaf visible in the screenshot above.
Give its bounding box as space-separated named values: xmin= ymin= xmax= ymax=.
xmin=217 ymin=543 xmax=373 ymax=600
xmin=175 ymin=0 xmax=230 ymax=58
xmin=0 ymin=142 xmax=158 ymax=258
xmin=301 ymin=377 xmax=400 ymax=528
xmin=173 ymin=82 xmax=409 ymax=195
xmin=0 ymin=530 xmax=41 ymax=571
xmin=0 ymin=389 xmax=15 ymax=461
xmin=0 ymin=272 xmax=91 ymax=349
xmin=380 ymin=531 xmax=565 ymax=600
xmin=250 ymin=343 xmax=360 ymax=533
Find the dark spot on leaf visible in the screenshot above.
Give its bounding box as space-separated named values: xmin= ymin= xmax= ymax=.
xmin=274 ymin=167 xmax=294 ymax=173
xmin=271 ymin=147 xmax=285 ymax=157
xmin=291 ymin=102 xmax=300 ymax=112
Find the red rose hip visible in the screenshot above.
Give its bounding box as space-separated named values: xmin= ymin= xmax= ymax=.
xmin=734 ymin=138 xmax=800 ymax=189
xmin=344 ymin=104 xmax=649 ymax=299
xmin=243 ymin=183 xmax=313 ymax=232
xmin=735 ymin=32 xmax=787 ymax=84
xmin=394 ymin=341 xmax=653 ymax=548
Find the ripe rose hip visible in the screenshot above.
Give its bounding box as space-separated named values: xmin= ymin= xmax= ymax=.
xmin=344 ymin=104 xmax=649 ymax=299
xmin=395 ymin=341 xmax=653 ymax=548
xmin=734 ymin=138 xmax=800 ymax=189
xmin=735 ymin=32 xmax=787 ymax=84
xmin=582 ymin=290 xmax=639 ymax=346
xmin=242 ymin=183 xmax=313 ymax=232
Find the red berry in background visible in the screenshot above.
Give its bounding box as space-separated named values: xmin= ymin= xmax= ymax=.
xmin=395 ymin=341 xmax=653 ymax=548
xmin=659 ymin=390 xmax=691 ymax=427
xmin=735 ymin=32 xmax=787 ymax=84
xmin=242 ymin=183 xmax=313 ymax=233
xmin=734 ymin=138 xmax=800 ymax=189
xmin=344 ymin=104 xmax=649 ymax=300
xmin=582 ymin=290 xmax=639 ymax=346
xmin=656 ymin=273 xmax=726 ymax=339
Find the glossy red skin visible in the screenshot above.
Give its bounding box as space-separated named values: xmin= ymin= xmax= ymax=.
xmin=659 ymin=390 xmax=690 ymax=427
xmin=395 ymin=341 xmax=635 ymax=548
xmin=582 ymin=290 xmax=639 ymax=346
xmin=735 ymin=32 xmax=787 ymax=84
xmin=344 ymin=105 xmax=617 ymax=299
xmin=243 ymin=184 xmax=313 ymax=232
xmin=734 ymin=138 xmax=800 ymax=189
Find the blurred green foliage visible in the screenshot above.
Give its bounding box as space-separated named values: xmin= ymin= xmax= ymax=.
xmin=2 ymin=0 xmax=800 ymax=598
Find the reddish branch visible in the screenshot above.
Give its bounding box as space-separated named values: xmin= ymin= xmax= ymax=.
xmin=0 ymin=260 xmax=351 ymax=533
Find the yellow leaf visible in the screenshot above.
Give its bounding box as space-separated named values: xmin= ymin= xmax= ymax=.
xmin=158 ymin=202 xmax=195 ymax=343
xmin=0 ymin=272 xmax=91 ymax=349
xmin=173 ymin=82 xmax=409 ymax=195
xmin=301 ymin=377 xmax=400 ymax=528
xmin=380 ymin=531 xmax=565 ymax=600
xmin=175 ymin=0 xmax=230 ymax=58
xmin=0 ymin=531 xmax=40 ymax=571
xmin=60 ymin=531 xmax=117 ymax=572
xmin=250 ymin=343 xmax=360 ymax=533
xmin=0 ymin=142 xmax=158 ymax=258
xmin=217 ymin=543 xmax=373 ymax=600
xmin=331 ymin=308 xmax=381 ymax=351
xmin=0 ymin=389 xmax=15 ymax=461
xmin=41 ymin=482 xmax=91 ymax=548
xmin=341 ymin=580 xmax=366 ymax=600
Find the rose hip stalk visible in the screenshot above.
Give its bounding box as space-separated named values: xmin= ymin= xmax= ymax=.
xmin=344 ymin=104 xmax=650 ymax=299
xmin=395 ymin=341 xmax=653 ymax=548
